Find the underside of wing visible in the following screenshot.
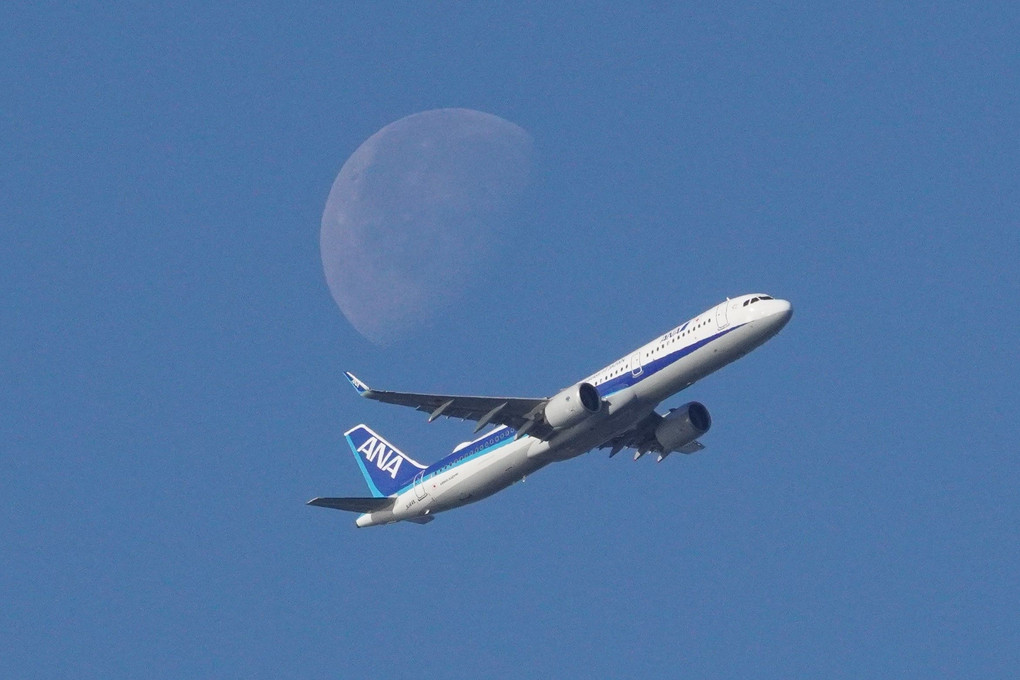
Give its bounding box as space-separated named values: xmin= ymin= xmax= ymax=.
xmin=599 ymin=411 xmax=706 ymax=462
xmin=344 ymin=372 xmax=556 ymax=440
xmin=600 ymin=412 xmax=665 ymax=456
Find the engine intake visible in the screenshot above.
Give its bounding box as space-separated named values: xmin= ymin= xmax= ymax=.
xmin=655 ymin=402 xmax=712 ymax=452
xmin=544 ymin=382 xmax=602 ymax=430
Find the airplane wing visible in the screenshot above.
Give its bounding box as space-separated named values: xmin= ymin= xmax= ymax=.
xmin=599 ymin=412 xmax=705 ymax=462
xmin=344 ymin=372 xmax=556 ymax=440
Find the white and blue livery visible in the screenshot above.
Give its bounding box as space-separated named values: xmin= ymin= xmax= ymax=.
xmin=310 ymin=294 xmax=792 ymax=527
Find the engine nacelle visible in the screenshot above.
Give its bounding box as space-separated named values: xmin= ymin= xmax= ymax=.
xmin=654 ymin=402 xmax=712 ymax=452
xmin=544 ymin=382 xmax=602 ymax=430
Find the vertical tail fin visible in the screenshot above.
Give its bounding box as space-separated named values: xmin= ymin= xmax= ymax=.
xmin=344 ymin=424 xmax=426 ymax=497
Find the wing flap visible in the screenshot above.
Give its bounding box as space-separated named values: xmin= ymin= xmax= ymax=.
xmin=677 ymin=440 xmax=705 ymax=454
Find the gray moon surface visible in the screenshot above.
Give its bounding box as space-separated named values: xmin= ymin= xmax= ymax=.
xmin=321 ymin=108 xmax=533 ymax=344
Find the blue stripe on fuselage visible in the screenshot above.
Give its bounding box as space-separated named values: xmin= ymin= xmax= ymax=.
xmin=394 ymin=425 xmax=518 ymax=495
xmin=597 ymin=322 xmax=746 ymax=398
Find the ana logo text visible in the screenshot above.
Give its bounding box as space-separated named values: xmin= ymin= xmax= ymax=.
xmin=356 ymin=437 xmax=403 ymax=479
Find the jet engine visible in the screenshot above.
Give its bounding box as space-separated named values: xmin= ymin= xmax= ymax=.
xmin=543 ymin=382 xmax=602 ymax=429
xmin=654 ymin=402 xmax=712 ymax=452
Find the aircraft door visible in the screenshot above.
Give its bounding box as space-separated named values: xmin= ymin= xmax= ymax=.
xmin=413 ymin=470 xmax=428 ymax=500
xmin=630 ymin=351 xmax=643 ymax=377
xmin=716 ymin=301 xmax=730 ymax=330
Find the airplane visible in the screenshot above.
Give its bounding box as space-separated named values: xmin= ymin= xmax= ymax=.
xmin=309 ymin=294 xmax=792 ymax=527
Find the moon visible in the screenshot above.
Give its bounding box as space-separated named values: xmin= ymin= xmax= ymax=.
xmin=321 ymin=108 xmax=533 ymax=344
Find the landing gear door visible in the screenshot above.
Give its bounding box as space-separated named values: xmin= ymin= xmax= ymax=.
xmin=716 ymin=301 xmax=730 ymax=330
xmin=413 ymin=470 xmax=428 ymax=500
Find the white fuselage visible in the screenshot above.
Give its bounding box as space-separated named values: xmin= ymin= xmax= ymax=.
xmin=356 ymin=294 xmax=792 ymax=527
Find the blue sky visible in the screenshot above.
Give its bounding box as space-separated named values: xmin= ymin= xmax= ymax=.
xmin=3 ymin=3 xmax=1018 ymax=678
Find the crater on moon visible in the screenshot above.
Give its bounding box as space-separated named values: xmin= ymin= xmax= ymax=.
xmin=321 ymin=108 xmax=533 ymax=344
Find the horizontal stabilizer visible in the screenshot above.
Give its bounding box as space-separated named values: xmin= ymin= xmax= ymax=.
xmin=307 ymin=497 xmax=394 ymax=513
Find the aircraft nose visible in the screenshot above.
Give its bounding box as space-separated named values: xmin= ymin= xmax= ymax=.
xmin=775 ymin=298 xmax=792 ymax=317
xmin=771 ymin=299 xmax=793 ymax=327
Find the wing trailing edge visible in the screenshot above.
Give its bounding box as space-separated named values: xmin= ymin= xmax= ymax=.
xmin=342 ymin=371 xmax=554 ymax=439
